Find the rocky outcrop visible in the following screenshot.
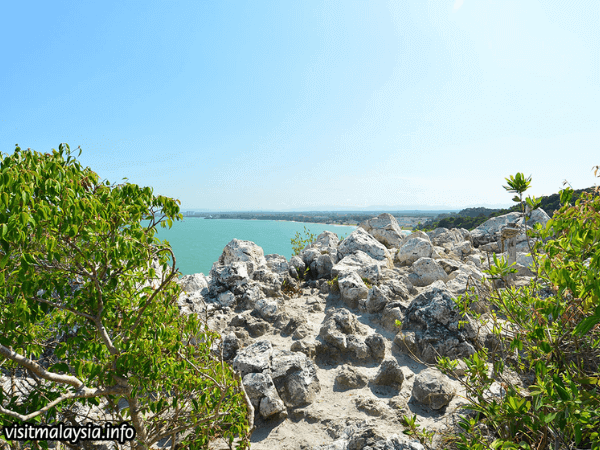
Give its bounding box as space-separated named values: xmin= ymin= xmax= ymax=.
xmin=338 ymin=227 xmax=393 ymax=265
xmin=412 ymin=368 xmax=455 ymax=410
xmin=359 ymin=213 xmax=407 ymax=248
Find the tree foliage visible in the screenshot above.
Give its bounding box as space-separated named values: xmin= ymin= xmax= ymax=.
xmin=434 ymin=171 xmax=600 ymax=450
xmin=0 ymin=145 xmax=252 ymax=449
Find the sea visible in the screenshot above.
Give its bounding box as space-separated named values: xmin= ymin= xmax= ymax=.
xmin=151 ymin=218 xmax=359 ymax=276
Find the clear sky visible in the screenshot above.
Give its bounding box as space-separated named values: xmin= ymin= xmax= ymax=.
xmin=1 ymin=1 xmax=598 ymax=211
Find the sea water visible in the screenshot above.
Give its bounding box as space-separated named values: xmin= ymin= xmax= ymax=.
xmin=150 ymin=218 xmax=358 ymax=276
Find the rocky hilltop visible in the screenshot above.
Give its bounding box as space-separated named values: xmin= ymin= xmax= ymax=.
xmin=176 ymin=210 xmax=551 ymax=450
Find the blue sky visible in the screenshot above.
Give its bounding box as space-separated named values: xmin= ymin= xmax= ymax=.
xmin=1 ymin=1 xmax=598 ymax=211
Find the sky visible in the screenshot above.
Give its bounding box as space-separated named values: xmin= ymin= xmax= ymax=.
xmin=1 ymin=1 xmax=599 ymax=211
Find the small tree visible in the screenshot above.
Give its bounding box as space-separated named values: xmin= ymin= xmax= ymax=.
xmin=433 ymin=171 xmax=600 ymax=450
xmin=0 ymin=145 xmax=252 ymax=449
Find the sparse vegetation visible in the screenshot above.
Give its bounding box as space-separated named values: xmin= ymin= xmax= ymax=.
xmin=432 ymin=170 xmax=600 ymax=450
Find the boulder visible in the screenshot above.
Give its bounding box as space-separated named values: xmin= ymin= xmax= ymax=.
xmin=526 ymin=208 xmax=550 ymax=228
xmin=242 ymin=372 xmax=286 ymax=418
xmin=335 ymin=365 xmax=369 ymax=389
xmin=365 ymin=285 xmax=391 ymax=313
xmin=318 ymin=309 xmax=376 ymax=360
xmin=411 ymin=368 xmax=455 ymax=410
xmin=372 ymin=359 xmax=405 ymax=390
xmin=314 ymin=253 xmax=335 ymax=279
xmin=232 ymin=340 xmax=273 ymax=377
xmin=254 ymin=298 xmax=281 ymax=321
xmin=269 ymin=349 xmax=320 ymax=407
xmin=471 ymin=212 xmax=522 ymax=247
xmin=210 ymin=262 xmax=249 ymax=289
xmin=331 ymin=251 xmax=383 ymax=283
xmin=178 ymin=273 xmax=209 ymax=293
xmin=427 ymin=228 xmax=467 ymax=247
xmin=394 ymin=287 xmax=478 ymax=363
xmin=396 ymin=238 xmax=434 ymax=266
xmin=337 ymin=227 xmax=392 ymax=264
xmin=365 ymin=333 xmax=386 ymax=360
xmin=290 ymin=339 xmax=318 ymax=359
xmin=217 ymin=290 xmax=236 ymax=308
xmin=338 ymin=272 xmax=369 ymax=309
xmin=265 ymin=254 xmax=290 ymax=275
xmin=218 ymin=238 xmax=268 ymax=276
xmin=408 ymin=258 xmax=448 ymax=287
xmin=359 ymin=213 xmax=406 ymax=248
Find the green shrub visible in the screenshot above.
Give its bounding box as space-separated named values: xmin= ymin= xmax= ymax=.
xmin=291 ymin=226 xmax=316 ymax=256
xmin=0 ymin=145 xmax=252 ymax=449
xmin=434 ymin=171 xmax=600 ymax=450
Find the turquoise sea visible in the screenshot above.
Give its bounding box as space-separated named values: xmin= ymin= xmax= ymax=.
xmin=151 ymin=219 xmax=358 ymax=276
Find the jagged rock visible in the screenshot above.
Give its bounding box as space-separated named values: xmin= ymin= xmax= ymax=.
xmin=254 ymin=298 xmax=281 ymax=321
xmin=438 ymin=259 xmax=462 ymax=275
xmin=338 ymin=272 xmax=369 ymax=309
xmin=332 ymin=251 xmax=384 ymax=283
xmin=221 ymin=333 xmax=240 ymax=360
xmin=265 ymin=254 xmax=290 ymax=275
xmin=337 ymin=228 xmax=393 ymax=264
xmin=382 ymin=278 xmax=411 ymax=300
xmin=427 ymin=228 xmax=468 ymax=247
xmin=408 ymin=258 xmax=448 ymax=287
xmin=412 ymin=368 xmax=455 ymax=410
xmin=232 ymin=340 xmax=273 ymax=377
xmin=372 ymin=359 xmax=404 ymax=390
xmin=178 ymin=273 xmax=209 ymax=293
xmin=270 ymin=349 xmax=320 ymax=407
xmin=365 ymin=333 xmax=386 ymax=360
xmin=452 ymin=240 xmax=472 ymax=258
xmin=312 ymin=423 xmax=425 ymax=450
xmin=355 ymin=395 xmax=389 ymax=416
xmin=359 ymin=213 xmax=406 ymax=248
xmin=312 ymin=230 xmax=340 ymax=249
xmin=471 ymin=212 xmax=522 ymax=247
xmin=375 ymin=301 xmax=406 ymax=333
xmin=394 ymin=287 xmax=478 ymax=363
xmin=290 ymin=339 xmax=317 ymax=358
xmin=346 ymin=335 xmax=370 ymax=359
xmin=526 ymin=208 xmax=550 ymax=227
xmin=218 ymin=238 xmax=268 ymax=276
xmin=366 ymin=285 xmax=391 ymax=313
xmin=246 ymin=317 xmax=271 ymax=337
xmin=318 ymin=309 xmax=376 ymax=360
xmin=217 ymin=290 xmax=236 ymax=308
xmin=210 ymin=262 xmax=249 ymax=291
xmin=335 ymin=365 xmax=369 ymax=389
xmin=289 ymin=256 xmax=306 ymax=278
xmin=396 ymin=238 xmax=434 ymax=266
xmin=242 ymin=372 xmax=286 ymax=418
xmin=315 ymin=253 xmax=335 ymax=279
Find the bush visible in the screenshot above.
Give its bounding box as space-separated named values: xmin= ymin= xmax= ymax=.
xmin=290 ymin=226 xmax=316 ymax=256
xmin=434 ymin=171 xmax=600 ymax=450
xmin=0 ymin=145 xmax=252 ymax=449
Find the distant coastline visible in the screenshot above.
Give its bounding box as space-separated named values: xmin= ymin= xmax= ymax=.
xmin=181 ymin=211 xmax=435 ymax=229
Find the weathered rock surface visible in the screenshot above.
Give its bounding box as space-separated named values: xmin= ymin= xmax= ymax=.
xmin=338 ymin=227 xmax=393 ymax=265
xmin=394 ymin=287 xmax=478 ymax=363
xmin=359 ymin=213 xmax=407 ymax=248
xmin=396 ymin=237 xmax=434 ymax=266
xmin=407 ymin=257 xmax=448 ymax=287
xmin=412 ymin=368 xmax=455 ymax=410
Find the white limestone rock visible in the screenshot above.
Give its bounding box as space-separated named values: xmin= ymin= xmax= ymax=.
xmin=331 ymin=251 xmax=384 ymax=283
xmin=338 ymin=271 xmax=369 ymax=309
xmin=359 ymin=213 xmax=406 ymax=248
xmin=408 ymin=257 xmax=448 ymax=287
xmin=218 ymin=238 xmax=268 ymax=276
xmin=337 ymin=227 xmax=392 ymax=265
xmin=396 ymin=238 xmax=434 ymax=266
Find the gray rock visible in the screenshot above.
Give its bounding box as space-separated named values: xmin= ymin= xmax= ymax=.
xmin=396 ymin=238 xmax=433 ymax=266
xmin=372 ymin=359 xmax=404 ymax=389
xmin=218 ymin=238 xmax=268 ymax=276
xmin=331 ymin=251 xmax=383 ymax=283
xmin=335 ymin=365 xmax=369 ymax=389
xmin=316 ymin=253 xmax=335 ymax=279
xmin=365 ymin=333 xmax=386 ymax=360
xmin=270 ymin=350 xmax=320 ymax=407
xmin=525 ymin=208 xmax=550 ymax=228
xmin=254 ymin=298 xmax=280 ymax=321
xmin=412 ymin=368 xmax=455 ymax=410
xmin=290 ymin=256 xmax=306 ymax=276
xmin=355 ymin=395 xmax=389 ymax=416
xmin=210 ymin=262 xmax=249 ymax=289
xmin=366 ymin=286 xmax=391 ymax=313
xmin=359 ymin=213 xmax=406 ymax=248
xmin=471 ymin=212 xmax=522 ymax=247
xmin=265 ymin=253 xmax=290 ymax=275
xmin=290 ymin=339 xmax=317 ymax=359
xmin=217 ymin=290 xmax=236 ymax=308
xmin=242 ymin=372 xmax=286 ymax=419
xmin=408 ymin=257 xmax=448 ymax=287
xmin=337 ymin=227 xmax=393 ymax=264
xmin=232 ymin=340 xmax=273 ymax=377
xmin=178 ymin=273 xmax=209 ymax=293
xmin=394 ymin=287 xmax=478 ymax=363
xmin=338 ymin=271 xmax=369 ymax=309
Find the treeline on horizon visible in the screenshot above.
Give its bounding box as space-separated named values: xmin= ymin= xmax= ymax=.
xmin=416 ymin=186 xmax=598 ymax=231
